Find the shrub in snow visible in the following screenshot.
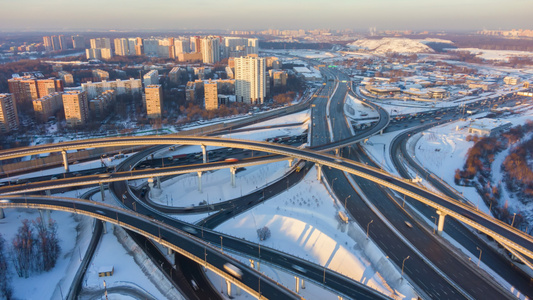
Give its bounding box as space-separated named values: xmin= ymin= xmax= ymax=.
xmin=257 ymin=226 xmax=271 ymax=241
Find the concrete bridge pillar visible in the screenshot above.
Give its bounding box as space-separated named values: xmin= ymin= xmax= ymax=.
xmin=226 ymin=280 xmax=232 ymax=298
xmin=0 ymin=208 xmax=5 ymax=219
xmin=437 ymin=210 xmax=446 ymax=235
xmin=288 ymin=159 xmax=293 ymax=167
xmin=39 ymin=209 xmax=51 ymax=223
xmin=295 ymin=276 xmax=300 ymax=293
xmin=335 ymin=148 xmax=340 ymax=156
xmin=249 ymin=259 xmax=255 ymax=269
xmin=380 ymin=129 xmax=384 ymax=135
xmin=301 ymin=278 xmax=305 ymax=289
xmin=197 ymin=172 xmax=203 ymax=193
xmin=45 ymin=189 xmax=51 ymax=196
xmin=230 ymin=167 xmax=236 ymax=187
xmin=257 ymin=261 xmax=260 ymax=271
xmin=316 ymin=164 xmax=322 ymax=181
xmin=156 ymin=176 xmax=161 ymax=189
xmin=99 ymin=183 xmax=105 ymax=201
xmin=167 ymin=247 xmax=173 ymax=255
xmin=201 ymin=145 xmax=207 ymax=164
xmin=61 ymin=150 xmax=69 ymax=172
xmin=102 ymin=221 xmax=107 ymax=234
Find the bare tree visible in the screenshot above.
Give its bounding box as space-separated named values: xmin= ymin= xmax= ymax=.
xmin=11 ymin=220 xmax=36 ymax=278
xmin=33 ymin=218 xmax=61 ymax=272
xmin=0 ymin=234 xmax=12 ymax=300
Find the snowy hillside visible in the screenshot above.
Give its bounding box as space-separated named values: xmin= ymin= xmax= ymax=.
xmin=348 ymin=38 xmax=435 ymax=54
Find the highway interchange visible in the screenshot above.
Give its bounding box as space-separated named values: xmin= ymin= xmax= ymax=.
xmin=0 ymin=66 xmax=532 ymax=299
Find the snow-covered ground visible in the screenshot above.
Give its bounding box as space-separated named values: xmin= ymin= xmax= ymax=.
xmin=447 ymin=48 xmax=533 ymax=62
xmin=412 ymin=108 xmax=533 ymax=216
xmin=214 ymin=167 xmax=415 ymax=299
xmin=348 ymin=38 xmax=435 ymax=54
xmin=0 ymin=208 xmax=82 ymax=300
xmin=152 ymin=160 xmax=292 ymax=207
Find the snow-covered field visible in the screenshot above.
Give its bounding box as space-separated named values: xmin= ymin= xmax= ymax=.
xmin=152 ymin=160 xmax=292 ymax=207
xmin=214 ymin=167 xmax=414 ymax=299
xmin=348 ymin=38 xmax=435 ymax=54
xmin=344 ymin=94 xmax=379 ymax=120
xmin=447 ymin=48 xmax=533 ymax=62
xmin=0 ymin=208 xmax=81 ymax=300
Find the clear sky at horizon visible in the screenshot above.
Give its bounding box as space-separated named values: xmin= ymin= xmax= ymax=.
xmin=0 ymin=0 xmax=531 ymax=32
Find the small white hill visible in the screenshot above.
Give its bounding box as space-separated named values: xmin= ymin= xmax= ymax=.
xmin=348 ymin=38 xmax=435 ymax=54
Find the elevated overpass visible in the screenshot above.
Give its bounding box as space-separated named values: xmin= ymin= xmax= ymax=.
xmin=0 ymin=135 xmax=532 ymax=261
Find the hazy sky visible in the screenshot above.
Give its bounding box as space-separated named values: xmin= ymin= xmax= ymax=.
xmin=0 ymin=0 xmax=531 ymax=32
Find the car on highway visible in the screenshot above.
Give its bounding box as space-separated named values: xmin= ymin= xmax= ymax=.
xmin=182 ymin=226 xmax=198 ymax=235
xmin=292 ymin=264 xmax=306 ymax=273
xmin=405 ymin=221 xmax=413 ymax=228
xmin=223 ymin=263 xmax=243 ymax=279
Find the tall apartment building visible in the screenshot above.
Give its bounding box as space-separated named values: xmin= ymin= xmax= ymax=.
xmin=174 ymin=39 xmax=190 ymax=54
xmin=51 ymin=36 xmax=61 ymax=51
xmin=72 ymin=35 xmax=85 ymax=49
xmin=59 ymin=35 xmax=68 ymax=50
xmin=90 ymin=38 xmax=111 ymax=49
xmin=58 ymin=71 xmax=74 ymax=86
xmin=269 ymin=70 xmax=288 ymax=87
xmin=204 ymin=80 xmax=218 ymax=110
xmin=145 ymin=85 xmax=163 ymax=119
xmin=62 ymin=91 xmax=89 ymax=127
xmin=89 ymin=90 xmax=116 ymax=119
xmin=190 ymin=36 xmax=201 ymax=53
xmin=81 ymin=78 xmax=142 ymax=98
xmin=114 ymin=38 xmax=129 ymax=56
xmin=43 ymin=36 xmax=53 ymax=52
xmin=8 ymin=77 xmax=63 ymax=105
xmin=223 ymin=37 xmax=259 ymax=58
xmin=235 ymin=56 xmax=266 ymax=104
xmin=169 ymin=67 xmax=186 ymax=84
xmin=33 ymin=92 xmax=63 ymax=122
xmin=201 ymin=36 xmax=220 ymax=64
xmin=93 ymin=69 xmax=110 ymax=81
xmin=0 ymin=94 xmax=19 ymax=133
xmin=247 ymin=38 xmax=259 ymax=55
xmin=143 ymin=70 xmax=159 ymax=86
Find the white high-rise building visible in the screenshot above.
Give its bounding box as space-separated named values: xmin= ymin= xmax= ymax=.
xmin=128 ymin=38 xmax=138 ymax=55
xmin=247 ymin=38 xmax=259 ymax=55
xmin=201 ymin=36 xmax=220 ymax=64
xmin=235 ymin=56 xmax=266 ymax=104
xmin=114 ymin=38 xmax=129 ymax=56
xmin=143 ymin=70 xmax=159 ymax=86
xmin=90 ymin=38 xmax=111 ymax=49
xmin=174 ymin=38 xmax=190 ymax=54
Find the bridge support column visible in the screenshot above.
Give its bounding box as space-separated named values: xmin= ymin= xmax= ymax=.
xmin=316 ymin=164 xmax=322 ymax=181
xmin=61 ymin=150 xmax=69 ymax=172
xmin=99 ymin=183 xmax=105 ymax=201
xmin=301 ymin=278 xmax=305 ymax=289
xmin=226 ymin=280 xmax=232 ymax=298
xmin=295 ymin=276 xmax=300 ymax=293
xmin=201 ymin=145 xmax=207 ymax=164
xmin=230 ymin=167 xmax=236 ymax=188
xmin=0 ymin=208 xmax=4 ymax=219
xmin=288 ymin=159 xmax=293 ymax=167
xmin=167 ymin=247 xmax=173 ymax=255
xmin=102 ymin=221 xmax=107 ymax=234
xmin=156 ymin=177 xmax=161 ymax=189
xmin=335 ymin=148 xmax=340 ymax=156
xmin=437 ymin=210 xmax=446 ymax=235
xmin=380 ymin=129 xmax=384 ymax=135
xmin=39 ymin=209 xmax=51 ymax=223
xmin=197 ymin=172 xmax=203 ymax=193
xmin=249 ymin=259 xmax=255 ymax=269
xmin=257 ymin=261 xmax=260 ymax=271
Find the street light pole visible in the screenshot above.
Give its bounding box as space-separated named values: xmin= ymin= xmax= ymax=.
xmin=344 ymin=195 xmax=351 ymax=209
xmin=220 ymin=236 xmax=223 ymax=252
xmin=431 ymin=216 xmax=437 ymax=234
xmin=511 ymin=213 xmax=517 ymax=227
xmin=401 ymin=256 xmax=410 ymax=279
xmin=366 ymin=220 xmax=373 ymax=239
xmin=476 ymin=247 xmax=482 ymax=267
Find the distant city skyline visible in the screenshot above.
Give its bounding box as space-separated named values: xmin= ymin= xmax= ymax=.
xmin=0 ymin=0 xmax=531 ymax=32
